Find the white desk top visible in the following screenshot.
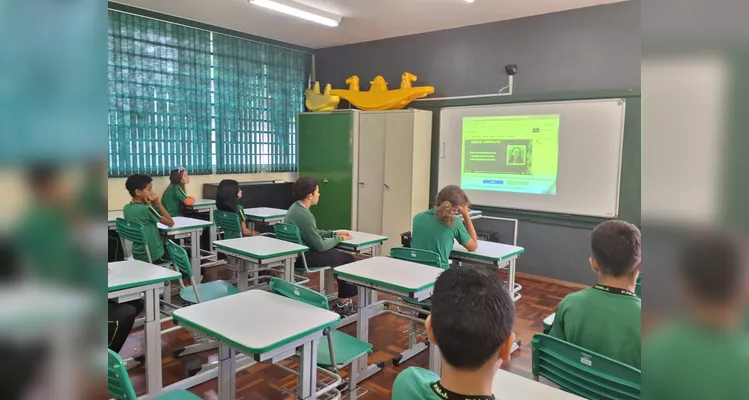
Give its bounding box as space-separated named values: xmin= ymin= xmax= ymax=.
xmin=493 ymin=369 xmax=583 ymax=399
xmin=334 ymin=256 xmax=442 ymax=293
xmin=335 ymin=230 xmax=388 ymax=248
xmin=108 ymin=260 xmax=181 ymax=292
xmin=158 ymin=216 xmax=213 ymax=232
xmin=191 ymin=198 xmax=216 ymax=207
xmin=172 ymin=290 xmax=339 ymax=354
xmin=213 ymin=235 xmax=308 ymax=259
xmin=108 ymin=210 xmax=123 ymax=223
xmin=244 ymin=207 xmax=287 ymax=220
xmin=452 ymin=240 xmax=525 ymax=262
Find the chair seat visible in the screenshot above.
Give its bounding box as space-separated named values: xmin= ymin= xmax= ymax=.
xmin=296 ymin=265 xmax=331 ymax=273
xmin=180 ymin=280 xmax=241 ymax=303
xmin=317 ymin=329 xmax=372 ymax=368
xmin=156 ymin=390 xmax=203 ymax=400
xmin=402 ymin=297 xmax=431 ymax=308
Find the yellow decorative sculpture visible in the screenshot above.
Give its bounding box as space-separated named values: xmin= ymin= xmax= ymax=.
xmin=330 ymin=72 xmax=434 ymax=111
xmin=305 ymin=81 xmax=340 ymax=112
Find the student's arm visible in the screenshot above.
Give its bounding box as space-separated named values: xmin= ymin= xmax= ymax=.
xmin=149 ymin=196 xmax=174 ymax=227
xmin=299 ymin=219 xmax=341 ymax=252
xmin=547 ymin=303 xmax=567 ymax=340
xmin=176 ymin=187 xmax=195 ymax=207
xmin=456 ymin=206 xmax=478 ymax=252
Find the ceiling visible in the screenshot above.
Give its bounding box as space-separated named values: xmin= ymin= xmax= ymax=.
xmin=113 ymin=0 xmax=629 ymax=49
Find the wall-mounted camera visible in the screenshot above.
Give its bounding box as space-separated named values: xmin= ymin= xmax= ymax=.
xmin=505 ymin=64 xmax=518 ymax=76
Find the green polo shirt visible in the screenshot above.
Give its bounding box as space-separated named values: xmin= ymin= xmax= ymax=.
xmin=549 ymin=287 xmax=641 ymax=369
xmin=162 ymin=184 xmax=188 ymax=217
xmin=283 ymin=201 xmax=340 ymax=252
xmin=123 ymin=201 xmax=165 ymax=262
xmin=643 ymin=320 xmax=749 ymax=400
xmin=393 ymin=367 xmax=495 ymax=400
xmin=411 ymin=209 xmax=471 ymax=269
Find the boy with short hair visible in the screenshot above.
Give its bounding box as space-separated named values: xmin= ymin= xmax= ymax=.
xmin=122 ymin=174 xmax=174 ymax=263
xmin=392 ymin=266 xmax=516 ymax=399
xmin=549 ymin=219 xmax=642 ymax=368
xmin=643 ymin=231 xmax=749 ymax=400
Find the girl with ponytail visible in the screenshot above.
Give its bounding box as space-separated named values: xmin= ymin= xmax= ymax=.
xmin=411 ymin=185 xmax=478 ymax=268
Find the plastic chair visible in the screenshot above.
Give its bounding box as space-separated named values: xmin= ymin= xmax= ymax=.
xmin=115 ymin=218 xmax=160 ymax=264
xmin=274 ymin=223 xmax=331 ymax=294
xmin=108 ymin=349 xmax=201 ymax=400
xmin=532 ymin=334 xmax=641 ymax=400
xmin=214 ymin=210 xmax=243 ymax=240
xmin=166 ymin=240 xmax=240 ymax=304
xmin=269 ymin=278 xmax=372 ymax=392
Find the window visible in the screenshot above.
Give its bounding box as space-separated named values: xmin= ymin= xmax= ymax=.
xmin=107 ymin=10 xmax=311 ymax=177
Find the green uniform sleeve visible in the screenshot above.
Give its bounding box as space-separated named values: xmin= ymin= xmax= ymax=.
xmin=318 ymin=230 xmax=335 ymax=238
xmin=176 ymin=187 xmax=188 ymax=202
xmin=299 ymin=221 xmax=341 ymax=252
xmin=147 ymin=204 xmax=162 ymax=223
xmin=548 ymin=301 xmax=566 ymax=340
xmin=454 ymin=219 xmax=471 ymax=246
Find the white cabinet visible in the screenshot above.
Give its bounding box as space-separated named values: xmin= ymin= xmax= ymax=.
xmin=356 ymin=109 xmax=432 ymax=253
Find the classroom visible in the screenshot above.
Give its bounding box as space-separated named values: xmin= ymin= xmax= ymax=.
xmin=106 ymin=0 xmax=641 ymax=399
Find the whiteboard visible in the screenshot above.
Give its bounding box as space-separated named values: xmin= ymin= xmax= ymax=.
xmin=438 ymin=99 xmax=626 ymax=218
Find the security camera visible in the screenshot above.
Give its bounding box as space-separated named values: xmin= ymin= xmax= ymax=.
xmin=505 ymin=64 xmax=518 ymax=76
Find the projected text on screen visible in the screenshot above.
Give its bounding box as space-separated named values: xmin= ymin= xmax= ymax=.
xmin=461 ymin=115 xmax=560 ymax=195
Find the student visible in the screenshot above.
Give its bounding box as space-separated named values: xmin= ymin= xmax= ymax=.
xmin=643 ymin=231 xmax=749 ymax=400
xmin=284 ymin=177 xmax=357 ymax=317
xmin=123 ymin=174 xmax=174 ymax=263
xmin=412 ymin=185 xmax=478 ymax=269
xmin=161 ymin=167 xmax=195 ymax=217
xmin=549 ymin=219 xmax=642 ymax=368
xmin=215 ymin=179 xmax=259 ymax=237
xmin=392 ymin=266 xmax=516 ymax=399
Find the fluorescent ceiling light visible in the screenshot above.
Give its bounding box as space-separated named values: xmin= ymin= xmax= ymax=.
xmin=465 ymin=0 xmax=475 ymax=3
xmin=249 ymin=0 xmax=342 ymax=27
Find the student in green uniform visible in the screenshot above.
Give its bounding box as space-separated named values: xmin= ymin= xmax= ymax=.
xmin=284 ymin=177 xmax=357 ymax=317
xmin=215 ymin=179 xmax=259 ymax=237
xmin=161 ymin=167 xmax=195 ymax=217
xmin=549 ymin=219 xmax=642 ymax=368
xmin=123 ymin=174 xmax=174 ymax=263
xmin=392 ymin=266 xmax=516 ymax=399
xmin=411 ymin=185 xmax=478 ymax=269
xmin=643 ymin=231 xmax=749 ymax=400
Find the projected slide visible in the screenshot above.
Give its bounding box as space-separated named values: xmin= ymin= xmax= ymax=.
xmin=460 ymin=115 xmax=560 ymax=195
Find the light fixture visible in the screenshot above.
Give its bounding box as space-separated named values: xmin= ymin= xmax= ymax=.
xmin=465 ymin=0 xmax=475 ymax=3
xmin=249 ymin=0 xmax=342 ymax=27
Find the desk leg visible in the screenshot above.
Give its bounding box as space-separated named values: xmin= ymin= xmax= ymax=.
xmin=429 ymin=344 xmax=442 ymax=376
xmin=297 ymin=339 xmax=319 ymax=400
xmin=248 ymin=221 xmax=256 ymax=232
xmin=208 ymin=207 xmax=216 ymax=249
xmin=217 ymin=344 xmax=236 ymax=400
xmin=284 ymin=257 xmax=294 ymax=283
xmin=237 ymin=260 xmax=248 ymax=291
xmin=351 ymin=285 xmax=381 ymax=385
xmin=144 ymin=288 xmax=163 ymax=396
xmin=191 ymin=231 xmax=202 ymax=283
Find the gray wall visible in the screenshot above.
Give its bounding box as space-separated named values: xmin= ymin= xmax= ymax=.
xmin=315 ymin=1 xmax=640 ymax=285
xmin=315 ymin=1 xmax=640 ymax=97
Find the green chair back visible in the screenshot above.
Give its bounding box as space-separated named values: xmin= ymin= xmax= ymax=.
xmin=532 ymin=333 xmax=641 ymax=400
xmin=166 ymin=239 xmax=193 ymax=278
xmin=274 ymin=223 xmax=304 ymax=245
xmin=270 ymin=277 xmax=328 ymax=310
xmin=214 ymin=210 xmax=243 ymax=239
xmin=116 ymin=218 xmax=153 ymax=262
xmin=390 ymin=247 xmax=443 ymax=269
xmin=108 ymin=349 xmax=138 ymax=400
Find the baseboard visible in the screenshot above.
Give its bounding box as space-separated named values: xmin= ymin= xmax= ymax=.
xmin=514 ymin=272 xmax=588 ymax=290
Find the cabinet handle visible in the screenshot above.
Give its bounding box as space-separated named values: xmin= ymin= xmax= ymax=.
xmin=384 ymin=183 xmax=390 ymax=189
xmin=358 ymin=181 xmax=365 ymax=185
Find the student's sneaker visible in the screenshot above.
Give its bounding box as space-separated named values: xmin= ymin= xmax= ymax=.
xmin=333 ymin=300 xmax=357 ymax=317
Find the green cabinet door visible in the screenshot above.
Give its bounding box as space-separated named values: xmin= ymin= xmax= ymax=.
xmin=298 ymin=112 xmax=355 ymax=230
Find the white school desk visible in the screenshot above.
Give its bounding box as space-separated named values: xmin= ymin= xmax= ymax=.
xmin=451 ymin=240 xmax=525 ymax=301
xmin=186 ymin=198 xmax=217 ymax=243
xmin=108 ymin=210 xmax=123 ymax=230
xmin=213 ymin=236 xmax=308 ymax=290
xmin=335 ymin=230 xmax=388 ymax=257
xmin=493 ymin=369 xmax=584 ymax=399
xmin=172 ymin=290 xmax=340 ymax=400
xmin=108 ymin=260 xmax=181 ymax=398
xmin=158 ymin=216 xmax=213 ymax=282
xmin=243 ymin=207 xmax=287 ymax=231
xmin=334 ymin=257 xmax=443 ymax=385
xmin=0 ymin=284 xmax=93 ymax=400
